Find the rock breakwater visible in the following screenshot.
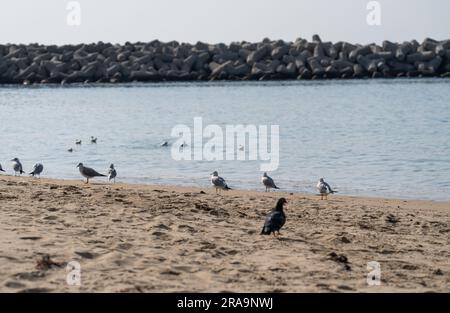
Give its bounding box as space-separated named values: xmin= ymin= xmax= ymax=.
xmin=1 ymin=35 xmax=450 ymax=84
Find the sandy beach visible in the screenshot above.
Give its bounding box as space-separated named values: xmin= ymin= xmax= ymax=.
xmin=0 ymin=175 xmax=449 ymax=293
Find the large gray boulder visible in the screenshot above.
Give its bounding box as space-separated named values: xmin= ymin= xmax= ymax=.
xmin=246 ymin=45 xmax=268 ymax=65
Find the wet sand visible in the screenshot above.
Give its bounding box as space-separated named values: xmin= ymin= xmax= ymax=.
xmin=0 ymin=175 xmax=449 ymax=292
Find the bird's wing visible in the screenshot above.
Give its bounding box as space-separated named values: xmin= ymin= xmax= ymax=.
xmin=324 ymin=182 xmax=334 ymax=192
xmin=212 ymin=176 xmax=227 ymax=188
xmin=263 ymin=177 xmax=277 ymax=188
xmin=264 ymin=211 xmax=284 ymax=230
xmin=34 ymin=164 xmax=43 ymax=173
xmin=83 ymin=167 xmax=105 ymax=177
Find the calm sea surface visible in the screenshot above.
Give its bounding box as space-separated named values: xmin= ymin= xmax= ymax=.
xmin=1 ymin=79 xmax=449 ymax=201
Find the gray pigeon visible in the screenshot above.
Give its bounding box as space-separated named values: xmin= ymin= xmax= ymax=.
xmin=210 ymin=171 xmax=231 ymax=194
xmin=261 ymin=172 xmax=280 ymax=192
xmin=261 ymin=198 xmax=287 ymax=237
xmin=316 ymin=178 xmax=336 ymax=200
xmin=77 ymin=163 xmax=106 ymax=184
xmin=108 ymin=164 xmax=117 ymax=183
xmin=0 ymin=163 xmax=5 ymax=172
xmin=11 ymin=158 xmax=25 ymax=176
xmin=30 ymin=163 xmax=44 ymax=178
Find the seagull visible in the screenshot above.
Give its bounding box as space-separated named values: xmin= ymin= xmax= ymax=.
xmin=68 ymin=148 xmax=73 ymax=153
xmin=76 ymin=163 xmax=106 ymax=184
xmin=29 ymin=163 xmax=44 ymax=178
xmin=261 ymin=198 xmax=287 ymax=237
xmin=11 ymin=158 xmax=25 ymax=176
xmin=210 ymin=171 xmax=231 ymax=194
xmin=0 ymin=163 xmax=5 ymax=172
xmin=239 ymin=145 xmax=244 ymax=151
xmin=262 ymin=172 xmax=280 ymax=192
xmin=108 ymin=164 xmax=117 ymax=183
xmin=75 ymin=140 xmax=82 ymax=145
xmin=316 ymin=178 xmax=336 ymax=200
xmin=160 ymin=141 xmax=169 ymax=147
xmin=90 ymin=136 xmax=97 ymax=144
xmin=180 ymin=142 xmax=188 ymax=148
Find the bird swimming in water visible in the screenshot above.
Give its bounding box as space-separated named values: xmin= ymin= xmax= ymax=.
xmin=0 ymin=163 xmax=5 ymax=172
xmin=316 ymin=178 xmax=336 ymax=200
xmin=11 ymin=158 xmax=25 ymax=176
xmin=29 ymin=163 xmax=44 ymax=178
xmin=261 ymin=198 xmax=287 ymax=237
xmin=75 ymin=140 xmax=82 ymax=145
xmin=90 ymin=136 xmax=97 ymax=144
xmin=108 ymin=164 xmax=117 ymax=183
xmin=262 ymin=172 xmax=280 ymax=192
xmin=210 ymin=171 xmax=231 ymax=194
xmin=77 ymin=163 xmax=106 ymax=184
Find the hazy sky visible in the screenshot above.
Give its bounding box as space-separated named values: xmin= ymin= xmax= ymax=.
xmin=1 ymin=0 xmax=449 ymax=45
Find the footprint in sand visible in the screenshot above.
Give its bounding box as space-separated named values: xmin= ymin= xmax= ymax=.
xmin=4 ymin=281 xmax=26 ymax=289
xmin=43 ymin=215 xmax=58 ymax=221
xmin=178 ymin=225 xmax=195 ymax=233
xmin=19 ymin=288 xmax=52 ymax=293
xmin=75 ymin=251 xmax=97 ymax=259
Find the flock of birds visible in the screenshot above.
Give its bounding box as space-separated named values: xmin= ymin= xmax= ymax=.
xmin=0 ymin=137 xmax=338 ymax=238
xmin=0 ymin=158 xmax=44 ymax=178
xmin=210 ymin=171 xmax=336 ymax=198
xmin=0 ymin=137 xmax=117 ymax=183
xmin=210 ymin=172 xmax=337 ymax=237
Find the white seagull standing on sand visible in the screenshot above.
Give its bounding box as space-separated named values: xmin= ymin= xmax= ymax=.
xmin=108 ymin=164 xmax=117 ymax=183
xmin=77 ymin=163 xmax=106 ymax=184
xmin=11 ymin=158 xmax=25 ymax=176
xmin=211 ymin=171 xmax=231 ymax=194
xmin=262 ymin=172 xmax=280 ymax=192
xmin=316 ymin=178 xmax=336 ymax=200
xmin=29 ymin=163 xmax=44 ymax=178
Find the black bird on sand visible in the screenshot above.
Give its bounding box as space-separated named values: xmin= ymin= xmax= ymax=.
xmin=261 ymin=198 xmax=287 ymax=237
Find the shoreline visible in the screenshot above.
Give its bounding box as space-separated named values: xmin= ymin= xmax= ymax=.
xmin=1 ymin=175 xmax=449 ymax=204
xmin=1 ymin=175 xmax=449 ymax=292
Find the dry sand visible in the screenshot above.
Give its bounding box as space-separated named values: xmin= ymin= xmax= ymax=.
xmin=0 ymin=175 xmax=449 ymax=293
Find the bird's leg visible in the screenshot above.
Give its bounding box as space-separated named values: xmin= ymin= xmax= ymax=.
xmin=272 ymin=232 xmax=277 ymax=238
xmin=85 ymin=178 xmax=89 ymax=184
